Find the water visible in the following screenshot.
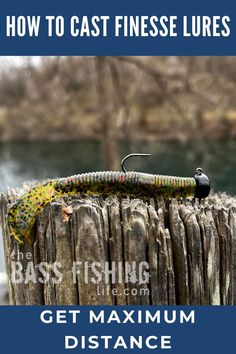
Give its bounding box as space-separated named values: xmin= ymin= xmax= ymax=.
xmin=0 ymin=139 xmax=236 ymax=274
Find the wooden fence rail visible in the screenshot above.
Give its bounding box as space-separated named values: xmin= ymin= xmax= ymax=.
xmin=0 ymin=191 xmax=235 ymax=305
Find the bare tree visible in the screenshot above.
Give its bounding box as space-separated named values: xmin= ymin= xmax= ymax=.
xmin=95 ymin=57 xmax=120 ymax=170
xmin=1 ymin=56 xmax=236 ymax=162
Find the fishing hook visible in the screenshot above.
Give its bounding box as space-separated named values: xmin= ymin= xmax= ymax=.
xmin=121 ymin=153 xmax=151 ymax=173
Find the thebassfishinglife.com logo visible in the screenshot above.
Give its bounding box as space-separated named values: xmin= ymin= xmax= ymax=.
xmin=11 ymin=250 xmax=150 ymax=297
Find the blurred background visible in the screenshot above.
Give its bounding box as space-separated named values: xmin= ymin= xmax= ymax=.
xmin=1 ymin=55 xmax=236 ymax=303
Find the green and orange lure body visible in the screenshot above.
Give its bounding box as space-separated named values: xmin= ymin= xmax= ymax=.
xmin=8 ymin=154 xmax=210 ymax=244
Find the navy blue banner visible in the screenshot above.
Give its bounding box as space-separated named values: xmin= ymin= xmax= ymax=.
xmin=0 ymin=0 xmax=235 ymax=55
xmin=0 ymin=306 xmax=234 ymax=353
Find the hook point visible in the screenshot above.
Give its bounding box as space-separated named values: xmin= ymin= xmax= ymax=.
xmin=121 ymin=153 xmax=151 ymax=173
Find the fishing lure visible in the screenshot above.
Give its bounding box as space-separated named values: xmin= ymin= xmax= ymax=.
xmin=8 ymin=153 xmax=210 ymax=244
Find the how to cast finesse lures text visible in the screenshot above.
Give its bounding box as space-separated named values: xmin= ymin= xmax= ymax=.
xmin=8 ymin=153 xmax=210 ymax=244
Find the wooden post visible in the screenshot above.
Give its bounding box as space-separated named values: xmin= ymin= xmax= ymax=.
xmin=0 ymin=191 xmax=236 ymax=305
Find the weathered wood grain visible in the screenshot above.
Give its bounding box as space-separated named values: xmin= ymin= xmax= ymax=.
xmin=1 ymin=190 xmax=236 ymax=305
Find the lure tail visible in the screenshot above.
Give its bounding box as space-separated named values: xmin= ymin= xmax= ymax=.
xmin=8 ymin=180 xmax=60 ymax=244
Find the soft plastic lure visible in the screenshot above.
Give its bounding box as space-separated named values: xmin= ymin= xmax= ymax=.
xmin=8 ymin=153 xmax=210 ymax=244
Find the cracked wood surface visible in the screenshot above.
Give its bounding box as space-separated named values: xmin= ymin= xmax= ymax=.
xmin=0 ymin=191 xmax=236 ymax=305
